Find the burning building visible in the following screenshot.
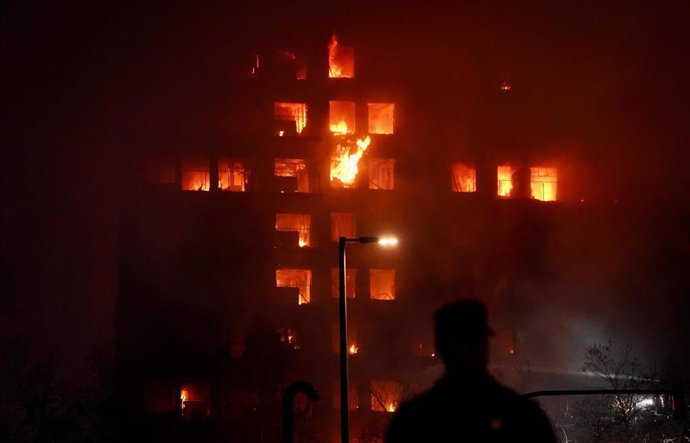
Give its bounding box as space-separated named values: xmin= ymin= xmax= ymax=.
xmin=115 ymin=25 xmax=660 ymax=442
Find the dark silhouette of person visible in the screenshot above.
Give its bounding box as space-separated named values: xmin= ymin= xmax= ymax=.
xmin=386 ymin=300 xmax=557 ymax=443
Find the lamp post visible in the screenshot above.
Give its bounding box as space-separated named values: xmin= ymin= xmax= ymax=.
xmin=338 ymin=236 xmax=398 ymax=443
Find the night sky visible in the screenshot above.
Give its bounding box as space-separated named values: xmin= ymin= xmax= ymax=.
xmin=3 ymin=1 xmax=690 ymax=383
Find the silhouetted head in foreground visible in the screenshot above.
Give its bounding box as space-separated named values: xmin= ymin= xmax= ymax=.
xmin=434 ymin=299 xmax=494 ymax=377
xmin=386 ymin=299 xmax=558 ymax=442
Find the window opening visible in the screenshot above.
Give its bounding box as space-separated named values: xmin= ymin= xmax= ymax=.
xmin=276 ymin=269 xmax=312 ymax=305
xmin=451 ymin=163 xmax=477 ymax=192
xmin=275 ymin=213 xmax=311 ymax=247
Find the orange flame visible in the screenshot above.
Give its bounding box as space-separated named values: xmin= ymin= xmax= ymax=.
xmin=386 ymin=403 xmax=396 ymax=412
xmin=330 ymin=120 xmax=350 ymax=135
xmin=349 ymin=344 xmax=358 ymax=354
xmin=328 ymin=34 xmax=354 ymax=78
xmin=330 ymin=136 xmax=371 ymax=187
xmin=180 ymin=387 xmax=189 ymax=411
xmin=328 ymin=35 xmax=342 ymax=78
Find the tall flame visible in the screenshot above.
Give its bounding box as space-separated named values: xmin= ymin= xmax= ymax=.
xmin=330 ymin=136 xmax=371 ymax=187
xmin=328 ymin=35 xmax=342 ymax=78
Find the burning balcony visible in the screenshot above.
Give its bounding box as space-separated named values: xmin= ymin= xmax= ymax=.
xmin=368 ymin=103 xmax=395 ymax=134
xmin=371 ymin=380 xmax=402 ymax=413
xmin=497 ymin=165 xmax=515 ymax=198
xmin=331 ymin=267 xmax=357 ymax=298
xmin=274 ymin=102 xmax=307 ymax=136
xmin=369 ymin=159 xmax=395 ymax=190
xmin=329 ymin=101 xmax=356 ymax=134
xmin=275 ymin=213 xmax=311 ymax=247
xmin=218 ymin=159 xmax=248 ymax=192
xmin=180 ymin=383 xmax=210 ymax=417
xmin=181 ymin=157 xmax=210 ymax=191
xmin=530 ymin=167 xmax=558 ymax=201
xmin=451 ymin=162 xmax=477 ymax=192
xmin=276 ymin=269 xmax=312 ymax=304
xmin=330 ymin=212 xmax=356 ymax=240
xmin=328 ymin=34 xmax=354 ymax=79
xmin=274 ymin=158 xmax=309 ymax=192
xmin=330 ymin=136 xmax=371 ymax=188
xmin=370 ymin=269 xmax=395 ymax=300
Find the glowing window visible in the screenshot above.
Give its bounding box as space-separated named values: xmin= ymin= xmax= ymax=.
xmin=332 ymin=380 xmax=359 ymax=410
xmin=530 ymin=167 xmax=558 ymax=201
xmin=181 ymin=158 xmax=210 ymax=191
xmin=275 ymin=214 xmax=311 ymax=247
xmin=218 ymin=159 xmax=248 ymax=192
xmin=180 ymin=383 xmax=210 ymax=417
xmin=274 ymin=102 xmax=307 ymax=136
xmin=451 ymin=163 xmax=476 ymax=192
xmin=497 ymin=165 xmax=515 ymax=198
xmin=331 ymin=322 xmax=358 ymax=354
xmin=370 ymin=269 xmax=395 ymax=300
xmin=371 ymin=380 xmax=402 ymax=412
xmin=330 ymin=136 xmax=371 ymax=188
xmin=276 ymin=269 xmax=312 ymax=305
xmin=275 ymin=159 xmax=309 ymax=192
xmin=328 ymin=34 xmax=354 ymax=79
xmin=369 ymin=159 xmax=395 ymax=190
xmin=331 ymin=212 xmax=356 ymax=241
xmin=145 ymin=156 xmax=176 ymax=184
xmin=329 ymin=101 xmax=355 ymax=134
xmin=368 ymin=103 xmax=395 ymax=134
xmin=331 ymin=267 xmax=357 ymax=299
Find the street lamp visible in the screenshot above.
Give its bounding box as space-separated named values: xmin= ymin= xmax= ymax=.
xmin=338 ymin=235 xmax=398 ymax=443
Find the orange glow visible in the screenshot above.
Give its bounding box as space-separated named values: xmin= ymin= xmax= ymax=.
xmin=500 ymin=81 xmax=511 ymax=91
xmin=530 ymin=167 xmax=558 ymax=201
xmin=218 ymin=160 xmax=247 ymax=192
xmin=275 ymin=214 xmax=311 ymax=247
xmin=368 ymin=103 xmax=395 ymax=134
xmin=330 ymin=135 xmax=371 ymax=187
xmin=180 ymin=383 xmax=210 ymax=417
xmin=371 ymin=380 xmax=402 ymax=413
xmin=329 ymin=101 xmax=355 ymax=134
xmin=274 ymin=102 xmax=307 ymax=135
xmin=181 ymin=158 xmax=210 ymax=191
xmin=349 ymin=344 xmax=359 ymax=355
xmin=331 ymin=266 xmax=357 ymax=298
xmin=370 ymin=269 xmax=395 ymax=300
xmin=369 ymin=158 xmax=395 ymax=190
xmin=276 ymin=269 xmax=312 ymax=304
xmin=328 ymin=34 xmax=354 ymax=78
xmin=497 ymin=165 xmax=514 ymax=197
xmin=180 ymin=388 xmax=189 ymax=407
xmin=451 ymin=163 xmax=477 ymax=192
xmin=330 ymin=212 xmax=356 ymax=241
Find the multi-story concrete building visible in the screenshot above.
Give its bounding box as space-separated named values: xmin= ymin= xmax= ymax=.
xmin=115 ymin=30 xmax=657 ymax=441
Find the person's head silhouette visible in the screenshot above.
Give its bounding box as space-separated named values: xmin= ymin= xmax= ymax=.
xmin=434 ymin=299 xmax=494 ymax=376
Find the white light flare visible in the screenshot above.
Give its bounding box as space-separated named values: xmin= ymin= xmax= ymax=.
xmin=378 ymin=237 xmax=398 ymax=247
